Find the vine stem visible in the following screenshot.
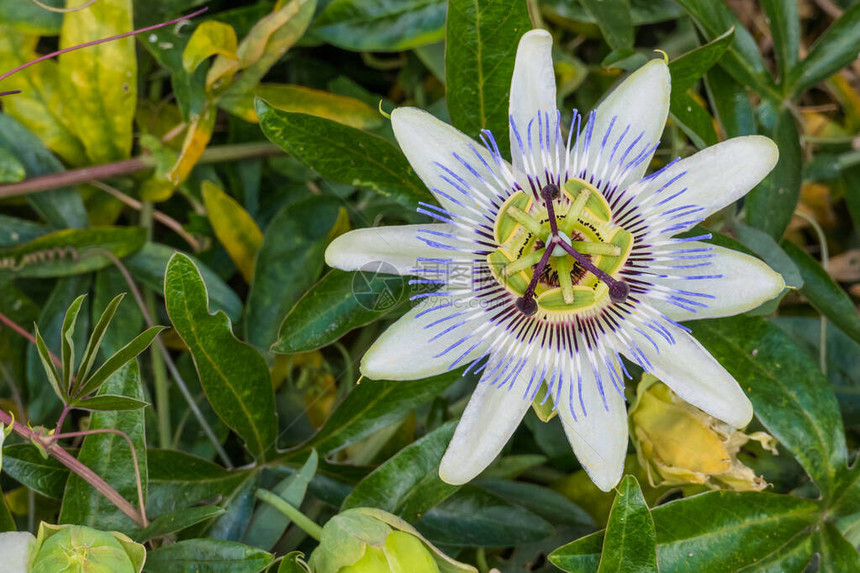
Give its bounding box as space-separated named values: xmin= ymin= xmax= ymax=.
xmin=794 ymin=210 xmax=830 ymax=374
xmin=0 ymin=407 xmax=145 ymax=526
xmin=90 ymin=180 xmax=201 ymax=252
xmin=0 ymin=142 xmax=282 ymax=199
xmin=255 ymin=489 xmax=322 ymax=541
xmin=53 ymin=429 xmax=148 ymax=527
xmin=0 ymin=312 xmax=61 ymax=369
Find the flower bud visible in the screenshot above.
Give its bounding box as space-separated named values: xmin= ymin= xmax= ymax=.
xmin=30 ymin=523 xmax=145 ymax=573
xmin=629 ymin=374 xmax=777 ymax=491
xmin=309 ymin=508 xmax=475 ymax=573
xmin=0 ymin=531 xmax=36 ymax=573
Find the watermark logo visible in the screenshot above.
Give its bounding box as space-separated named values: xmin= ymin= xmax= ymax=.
xmin=352 ymin=261 xmax=406 ymax=311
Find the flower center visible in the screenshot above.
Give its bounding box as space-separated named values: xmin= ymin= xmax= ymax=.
xmin=488 ymin=179 xmax=633 ymax=317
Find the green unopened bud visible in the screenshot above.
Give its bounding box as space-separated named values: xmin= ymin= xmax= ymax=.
xmin=30 ymin=523 xmax=145 ymax=573
xmin=309 ymin=508 xmax=475 ymax=573
xmin=629 ymin=375 xmax=777 ymax=491
xmin=0 ymin=531 xmax=36 ymax=573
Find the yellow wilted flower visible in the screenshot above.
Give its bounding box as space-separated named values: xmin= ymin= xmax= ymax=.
xmin=629 ymin=374 xmax=777 ymax=491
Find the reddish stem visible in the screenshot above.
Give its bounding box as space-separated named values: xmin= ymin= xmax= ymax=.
xmin=0 ymin=8 xmax=209 ymax=85
xmin=0 ymin=408 xmax=144 ymax=526
xmin=0 ymin=311 xmax=62 ymax=368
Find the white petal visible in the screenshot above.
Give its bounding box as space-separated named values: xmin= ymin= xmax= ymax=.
xmin=631 ymin=323 xmax=753 ymax=428
xmin=581 ymin=59 xmax=670 ymax=187
xmin=509 ymin=29 xmax=558 ymax=174
xmin=553 ymin=367 xmax=627 ymax=492
xmin=361 ymin=295 xmax=489 ymax=381
xmin=391 ymin=107 xmax=514 ymax=219
xmin=638 ymin=136 xmax=779 ymax=235
xmin=439 ymin=356 xmax=534 ymax=484
xmin=325 ymin=224 xmax=476 ymax=275
xmin=645 ymin=243 xmax=785 ymax=321
xmin=0 ymin=532 xmax=35 ymax=573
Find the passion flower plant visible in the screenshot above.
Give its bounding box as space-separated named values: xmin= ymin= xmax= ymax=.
xmin=325 ymin=29 xmax=784 ymax=491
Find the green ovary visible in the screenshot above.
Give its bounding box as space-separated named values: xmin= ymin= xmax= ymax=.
xmin=489 ymin=178 xmax=632 ymax=316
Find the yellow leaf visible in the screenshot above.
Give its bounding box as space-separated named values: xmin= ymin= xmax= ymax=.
xmin=0 ymin=28 xmax=87 ymax=165
xmin=182 ymin=20 xmax=238 ymax=74
xmin=59 ymin=0 xmax=136 ymax=164
xmin=223 ymin=84 xmax=384 ymax=128
xmin=201 ymin=181 xmax=263 ymax=283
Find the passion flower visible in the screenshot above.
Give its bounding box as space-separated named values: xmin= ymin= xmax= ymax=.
xmin=325 ymin=29 xmax=784 ymax=491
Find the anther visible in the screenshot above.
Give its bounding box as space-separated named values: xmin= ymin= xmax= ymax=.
xmin=555 ymin=239 xmax=629 ymax=304
xmin=516 ymin=243 xmax=554 ymax=316
xmin=541 ymin=183 xmax=559 ymax=202
xmin=515 ymin=296 xmax=538 ymax=316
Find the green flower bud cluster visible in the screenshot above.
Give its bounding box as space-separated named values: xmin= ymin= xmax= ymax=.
xmin=308 ymin=508 xmax=475 ymax=573
xmin=0 ymin=522 xmax=145 ymax=573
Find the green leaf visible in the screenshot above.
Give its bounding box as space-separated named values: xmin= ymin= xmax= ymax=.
xmin=690 ymin=316 xmax=847 ymax=500
xmin=300 ymin=371 xmax=461 ymax=455
xmin=732 ymin=222 xmax=802 ymax=289
xmin=735 ymin=531 xmax=814 ymax=573
xmin=577 ymin=0 xmax=633 ymax=51
xmin=257 ymin=102 xmax=432 ymax=208
xmin=788 ymin=3 xmax=860 ymax=95
xmin=278 ymin=552 xmax=309 ymax=573
xmin=70 ymin=394 xmax=150 ymax=411
xmin=272 ymin=269 xmax=407 ymax=354
xmin=243 ymin=450 xmax=318 ymax=550
xmin=60 ymin=295 xmax=87 ymax=395
xmin=550 ymin=491 xmax=819 ymax=573
xmin=143 ymin=539 xmax=273 ymax=573
xmin=342 ymin=420 xmax=459 ymax=519
xmin=77 ymin=293 xmax=125 ymax=385
xmin=0 ymin=147 xmax=25 ymax=182
xmin=59 ymin=0 xmax=136 ymax=163
xmin=746 ymin=108 xmax=801 ymax=239
xmin=446 ymin=0 xmax=531 ymax=155
xmin=26 ymin=277 xmax=89 ymax=420
xmin=670 ymin=93 xmax=718 ymax=149
xmin=34 ymin=326 xmax=64 ymax=402
xmin=311 ymin=0 xmax=445 ymax=51
xmin=670 ymin=28 xmax=735 ymax=94
xmin=704 ymin=65 xmax=756 ymax=137
xmin=817 ymin=522 xmax=860 ymax=571
xmin=0 ymin=227 xmax=146 ymax=279
xmin=245 ymin=196 xmax=342 ymax=349
xmin=673 ymin=0 xmax=774 ymax=96
xmin=414 ymin=484 xmax=554 ymax=546
xmin=0 ymin=114 xmax=87 ymax=229
xmin=59 ymin=360 xmax=147 ymax=531
xmin=146 ymin=449 xmax=251 ymax=519
xmin=783 ymin=241 xmax=860 ymax=347
xmin=597 ymin=476 xmax=657 ymax=573
xmin=761 ymin=0 xmax=799 ymax=84
xmin=74 ymin=326 xmax=165 ymax=399
xmin=2 ymin=444 xmax=68 ymax=499
xmin=543 ymin=0 xmax=681 ymax=26
xmin=164 ymin=253 xmax=277 ymax=461
xmin=0 ymin=0 xmax=62 ymax=34
xmin=478 ymin=479 xmax=592 ymax=528
xmin=131 ymin=506 xmax=226 ymax=542
xmin=126 ymin=243 xmax=243 ymax=323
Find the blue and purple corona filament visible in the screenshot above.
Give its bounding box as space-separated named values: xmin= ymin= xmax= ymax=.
xmin=408 ymin=109 xmax=716 ymax=421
